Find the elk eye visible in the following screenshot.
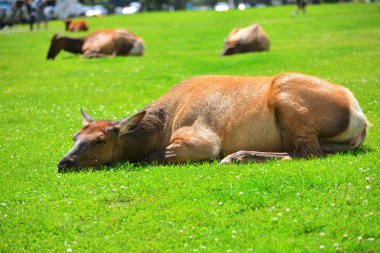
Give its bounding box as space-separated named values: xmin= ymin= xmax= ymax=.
xmin=95 ymin=138 xmax=105 ymax=145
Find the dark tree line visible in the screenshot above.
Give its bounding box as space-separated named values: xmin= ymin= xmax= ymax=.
xmin=80 ymin=0 xmax=266 ymax=12
xmin=80 ymin=0 xmax=347 ymax=12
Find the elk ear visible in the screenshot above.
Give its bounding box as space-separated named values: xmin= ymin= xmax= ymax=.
xmin=118 ymin=111 xmax=146 ymax=136
xmin=53 ymin=33 xmax=60 ymax=40
xmin=80 ymin=109 xmax=94 ymax=126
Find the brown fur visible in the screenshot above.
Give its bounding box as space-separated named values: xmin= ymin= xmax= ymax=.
xmin=46 ymin=29 xmax=144 ymax=60
xmin=65 ymin=20 xmax=89 ymax=32
xmin=221 ymin=24 xmax=270 ymax=56
xmin=58 ymin=73 xmax=368 ymax=170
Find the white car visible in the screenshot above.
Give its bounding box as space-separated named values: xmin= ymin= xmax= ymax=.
xmin=214 ymin=2 xmax=231 ymax=12
xmin=121 ymin=2 xmax=141 ymax=15
xmin=86 ymin=5 xmax=108 ymax=17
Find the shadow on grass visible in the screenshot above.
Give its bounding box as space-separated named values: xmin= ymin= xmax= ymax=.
xmin=58 ymin=55 xmax=132 ymax=62
xmin=57 ymin=145 xmax=374 ymax=174
xmin=57 ymin=159 xmax=220 ymax=174
xmin=57 ymin=161 xmax=149 ymax=174
xmin=328 ymin=144 xmax=374 ymax=157
xmin=58 ymin=55 xmax=79 ymax=60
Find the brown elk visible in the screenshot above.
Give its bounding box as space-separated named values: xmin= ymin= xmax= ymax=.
xmin=222 ymin=24 xmax=270 ymax=56
xmin=65 ymin=19 xmax=89 ymax=32
xmin=46 ymin=29 xmax=144 ymax=60
xmin=57 ymin=73 xmax=369 ymax=171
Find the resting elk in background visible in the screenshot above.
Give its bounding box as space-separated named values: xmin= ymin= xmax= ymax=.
xmin=222 ymin=24 xmax=270 ymax=56
xmin=46 ymin=29 xmax=144 ymax=60
xmin=65 ymin=19 xmax=89 ymax=32
xmin=58 ymin=73 xmax=369 ymax=171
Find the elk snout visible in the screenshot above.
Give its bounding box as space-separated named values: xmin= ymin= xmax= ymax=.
xmin=221 ymin=47 xmax=235 ymax=56
xmin=57 ymin=156 xmax=79 ymax=172
xmin=46 ymin=51 xmax=56 ymax=60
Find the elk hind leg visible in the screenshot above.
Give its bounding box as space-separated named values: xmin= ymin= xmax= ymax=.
xmin=220 ymin=110 xmax=325 ymax=165
xmin=320 ymin=127 xmax=367 ymax=153
xmin=274 ymin=99 xmax=327 ymax=158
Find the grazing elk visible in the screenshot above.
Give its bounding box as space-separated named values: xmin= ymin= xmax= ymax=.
xmin=58 ymin=73 xmax=369 ymax=171
xmin=222 ymin=24 xmax=270 ymax=56
xmin=46 ymin=29 xmax=144 ymax=60
xmin=65 ymin=19 xmax=89 ymax=32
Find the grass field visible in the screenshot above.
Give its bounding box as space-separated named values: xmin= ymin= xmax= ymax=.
xmin=1 ymin=3 xmax=379 ymax=252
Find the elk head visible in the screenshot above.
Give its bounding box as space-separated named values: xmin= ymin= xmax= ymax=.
xmin=57 ymin=109 xmax=146 ymax=171
xmin=47 ymin=33 xmax=62 ymax=60
xmin=221 ymin=40 xmax=239 ymax=56
xmin=64 ymin=19 xmax=72 ymax=31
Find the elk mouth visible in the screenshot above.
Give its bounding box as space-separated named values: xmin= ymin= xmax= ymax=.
xmin=57 ymin=156 xmax=80 ymax=172
xmin=57 ymin=156 xmax=106 ymax=172
xmin=221 ymin=47 xmax=235 ymax=56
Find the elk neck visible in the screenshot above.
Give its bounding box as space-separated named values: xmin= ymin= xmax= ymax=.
xmin=60 ymin=36 xmax=85 ymax=54
xmin=116 ymin=107 xmax=168 ymax=162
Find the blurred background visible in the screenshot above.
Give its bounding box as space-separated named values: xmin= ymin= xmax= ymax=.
xmin=1 ymin=0 xmax=376 ymax=29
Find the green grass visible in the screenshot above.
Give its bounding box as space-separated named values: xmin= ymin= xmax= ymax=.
xmin=1 ymin=3 xmax=379 ymax=252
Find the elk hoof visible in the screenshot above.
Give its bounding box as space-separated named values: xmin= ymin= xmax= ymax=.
xmin=219 ymin=157 xmax=233 ymax=165
xmin=219 ymin=151 xmax=247 ymax=164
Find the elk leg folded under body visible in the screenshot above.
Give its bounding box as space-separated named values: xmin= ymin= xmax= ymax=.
xmin=220 ymin=151 xmax=292 ymax=164
xmin=148 ymin=124 xmax=221 ymax=164
xmin=82 ymin=50 xmax=115 ymax=58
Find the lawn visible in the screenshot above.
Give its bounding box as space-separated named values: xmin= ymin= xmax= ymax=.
xmin=0 ymin=3 xmax=379 ymax=252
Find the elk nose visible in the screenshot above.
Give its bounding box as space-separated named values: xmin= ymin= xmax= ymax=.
xmin=57 ymin=156 xmax=78 ymax=172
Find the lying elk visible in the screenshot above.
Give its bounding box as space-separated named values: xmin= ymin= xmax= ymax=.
xmin=222 ymin=24 xmax=270 ymax=56
xmin=65 ymin=19 xmax=89 ymax=32
xmin=58 ymin=73 xmax=368 ymax=171
xmin=47 ymin=29 xmax=144 ymax=60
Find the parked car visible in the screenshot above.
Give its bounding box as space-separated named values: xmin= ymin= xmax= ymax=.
xmin=75 ymin=3 xmax=91 ymax=16
xmin=237 ymin=3 xmax=251 ymax=10
xmin=0 ymin=0 xmax=12 ymax=29
xmin=120 ymin=2 xmax=141 ymax=15
xmin=214 ymin=2 xmax=232 ymax=11
xmin=44 ymin=5 xmax=58 ymax=20
xmin=85 ymin=5 xmax=107 ymax=17
xmin=189 ymin=5 xmax=212 ymax=11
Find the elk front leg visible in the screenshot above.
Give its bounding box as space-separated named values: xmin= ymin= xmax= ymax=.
xmin=220 ymin=151 xmax=292 ymax=164
xmin=82 ymin=50 xmax=115 ymax=58
xmin=148 ymin=125 xmax=221 ymax=164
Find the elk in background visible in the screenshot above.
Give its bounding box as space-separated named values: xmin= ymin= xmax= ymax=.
xmin=47 ymin=29 xmax=144 ymax=59
xmin=222 ymin=24 xmax=270 ymax=56
xmin=65 ymin=19 xmax=88 ymax=32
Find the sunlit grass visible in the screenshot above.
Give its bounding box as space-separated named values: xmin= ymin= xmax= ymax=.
xmin=0 ymin=3 xmax=379 ymax=252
